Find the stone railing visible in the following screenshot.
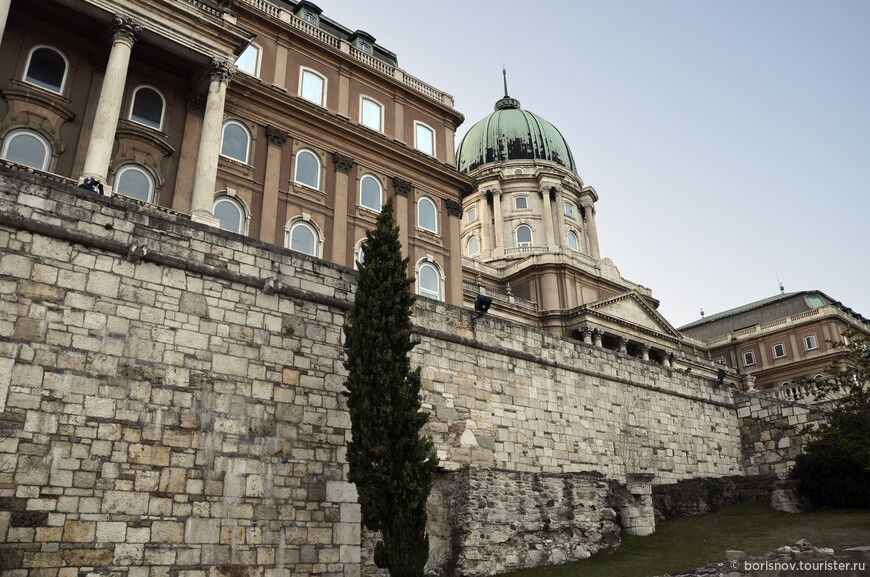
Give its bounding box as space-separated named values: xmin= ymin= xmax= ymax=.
xmin=762 ymin=381 xmax=814 ymax=402
xmin=698 ymin=306 xmax=860 ymax=347
xmin=463 ymin=281 xmax=538 ymax=312
xmin=235 ymin=0 xmax=453 ymax=106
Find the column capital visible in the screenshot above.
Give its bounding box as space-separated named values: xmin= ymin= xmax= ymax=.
xmin=333 ymin=152 xmax=354 ymax=173
xmin=538 ymin=184 xmax=557 ymax=197
xmin=111 ymin=15 xmax=142 ymax=46
xmin=446 ymin=199 xmax=462 ymax=218
xmin=486 ymin=187 xmax=502 ymax=199
xmin=208 ymin=58 xmax=237 ymax=83
xmin=266 ymin=125 xmax=289 ymax=148
xmin=392 ymin=176 xmax=413 ymax=197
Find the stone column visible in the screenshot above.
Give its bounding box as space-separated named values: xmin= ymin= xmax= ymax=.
xmin=540 ymin=186 xmax=556 ymax=248
xmin=618 ymin=336 xmax=628 ymax=355
xmin=446 ymin=199 xmax=463 ymax=306
xmin=81 ymin=15 xmax=140 ymax=184
xmin=554 ymin=186 xmax=568 ymax=250
xmin=392 ymin=177 xmax=412 ymax=258
xmin=593 ymin=330 xmax=603 ymax=348
xmin=191 ymin=59 xmax=235 ymax=226
xmin=260 ymin=125 xmax=288 ymax=244
xmin=0 ymin=0 xmax=11 ymax=47
xmin=581 ymin=327 xmax=592 ymax=345
xmin=641 ymin=344 xmax=650 ymax=361
xmin=478 ymin=191 xmax=491 ymax=256
xmin=663 ymin=353 xmax=672 ymax=368
xmin=491 ymin=188 xmax=504 ymax=256
xmin=331 ymin=152 xmax=354 ymax=264
xmin=581 ymin=198 xmax=600 ymax=260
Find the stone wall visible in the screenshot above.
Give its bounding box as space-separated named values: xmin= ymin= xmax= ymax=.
xmin=652 ymin=475 xmax=777 ymax=521
xmin=0 ymin=165 xmax=803 ymax=576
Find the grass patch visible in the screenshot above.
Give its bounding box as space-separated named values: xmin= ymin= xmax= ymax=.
xmin=499 ymin=503 xmax=870 ymax=577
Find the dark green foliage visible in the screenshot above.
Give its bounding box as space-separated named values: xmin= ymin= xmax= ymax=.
xmin=789 ymin=333 xmax=870 ymax=508
xmin=343 ymin=196 xmax=437 ymax=577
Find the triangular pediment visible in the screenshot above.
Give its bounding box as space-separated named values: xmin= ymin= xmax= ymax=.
xmin=584 ymin=291 xmax=681 ymax=339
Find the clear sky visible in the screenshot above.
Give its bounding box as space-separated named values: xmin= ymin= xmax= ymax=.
xmin=319 ymin=0 xmax=870 ymax=328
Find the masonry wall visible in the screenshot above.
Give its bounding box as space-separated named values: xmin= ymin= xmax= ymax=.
xmin=0 ymin=165 xmax=759 ymax=576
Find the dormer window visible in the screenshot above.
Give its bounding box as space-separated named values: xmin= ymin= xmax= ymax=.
xmin=301 ymin=11 xmax=317 ymax=24
xmin=358 ymin=42 xmax=372 ymax=54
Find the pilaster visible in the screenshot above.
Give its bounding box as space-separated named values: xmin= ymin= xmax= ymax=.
xmin=260 ymin=125 xmax=289 ymax=244
xmin=331 ymin=152 xmax=354 ymax=264
xmin=446 ymin=199 xmax=463 ymax=306
xmin=392 ymin=176 xmax=412 ymax=257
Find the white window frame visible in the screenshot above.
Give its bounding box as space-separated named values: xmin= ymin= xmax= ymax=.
xmin=114 ymin=164 xmax=155 ymax=203
xmin=235 ymin=43 xmax=262 ymax=77
xmin=286 ymin=217 xmax=322 ymax=257
xmin=513 ymin=167 xmax=524 ymax=175
xmin=22 ymin=44 xmax=69 ymax=95
xmin=220 ymin=120 xmax=252 ymax=164
xmin=565 ymin=202 xmax=575 ymax=217
xmin=516 ymin=224 xmax=533 ymax=247
xmin=360 ymin=96 xmax=383 ymax=132
xmin=742 ymin=351 xmax=755 ymax=366
xmin=300 ymin=10 xmax=318 ymax=25
xmin=465 ymin=206 xmax=477 ymax=223
xmin=359 ymin=173 xmax=383 ymax=212
xmin=417 ymin=196 xmax=438 ymax=233
xmin=467 ymin=236 xmax=480 ymax=257
xmin=299 ymin=68 xmax=326 ymax=107
xmin=772 ymin=343 xmax=786 ymax=359
xmin=128 ymin=85 xmax=166 ymax=131
xmin=413 ymin=121 xmax=435 ymax=156
xmin=294 ymin=148 xmax=322 ymax=190
xmin=804 ymin=334 xmax=818 ymax=351
xmin=213 ymin=195 xmax=246 ymax=234
xmin=567 ymin=231 xmax=579 ymax=251
xmin=416 ymin=259 xmax=443 ymax=301
xmin=1 ymin=129 xmax=52 ymax=171
xmin=514 ymin=195 xmax=528 ymax=210
xmin=354 ymin=238 xmax=367 ymax=270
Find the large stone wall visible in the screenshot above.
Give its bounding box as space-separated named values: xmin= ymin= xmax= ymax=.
xmin=0 ymin=165 xmax=788 ymax=576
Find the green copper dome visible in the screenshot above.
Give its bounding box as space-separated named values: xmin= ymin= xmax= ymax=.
xmin=456 ymin=94 xmax=577 ymax=174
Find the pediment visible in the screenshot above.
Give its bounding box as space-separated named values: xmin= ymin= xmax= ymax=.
xmin=584 ymin=291 xmax=681 ymax=339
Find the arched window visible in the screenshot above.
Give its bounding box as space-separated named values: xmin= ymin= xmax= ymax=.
xmin=567 ymin=231 xmax=579 ymax=251
xmin=414 ymin=122 xmax=435 ymax=156
xmin=129 ymin=86 xmax=166 ymax=130
xmin=417 ymin=196 xmax=438 ymax=233
xmin=516 ymin=224 xmax=533 ymax=247
xmin=360 ymin=97 xmax=383 ymax=132
xmin=213 ymin=196 xmax=245 ymax=234
xmin=235 ymin=43 xmax=261 ymax=77
xmin=220 ymin=120 xmax=251 ymax=163
xmin=287 ymin=219 xmax=320 ymax=257
xmin=467 ymin=236 xmax=480 ymax=257
xmin=417 ymin=261 xmax=442 ymax=301
xmin=1 ymin=129 xmax=51 ymax=171
xmin=360 ymin=174 xmax=383 ymax=211
xmin=354 ymin=239 xmax=366 ymax=270
xmin=300 ymin=68 xmax=326 ymax=106
xmin=294 ymin=149 xmax=321 ymax=190
xmin=114 ymin=165 xmax=155 ymax=202
xmin=23 ymin=45 xmax=68 ymax=94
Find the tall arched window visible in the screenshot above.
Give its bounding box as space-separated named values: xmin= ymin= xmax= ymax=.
xmin=287 ymin=220 xmax=320 ymax=257
xmin=114 ymin=165 xmax=155 ymax=202
xmin=360 ymin=174 xmax=383 ymax=211
xmin=294 ymin=149 xmax=321 ymax=190
xmin=516 ymin=224 xmax=533 ymax=247
xmin=417 ymin=196 xmax=438 ymax=232
xmin=220 ymin=120 xmax=251 ymax=163
xmin=23 ymin=45 xmax=68 ymax=94
xmin=467 ymin=236 xmax=480 ymax=257
xmin=129 ymin=86 xmax=166 ymax=130
xmin=213 ymin=196 xmax=245 ymax=234
xmin=567 ymin=231 xmax=579 ymax=251
xmin=417 ymin=261 xmax=442 ymax=301
xmin=1 ymin=129 xmax=51 ymax=171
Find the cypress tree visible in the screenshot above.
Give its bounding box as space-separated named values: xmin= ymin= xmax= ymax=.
xmin=343 ymin=196 xmax=437 ymax=577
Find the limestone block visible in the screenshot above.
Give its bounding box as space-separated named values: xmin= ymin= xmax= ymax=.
xmin=101 ymin=491 xmax=149 ymax=515
xmin=62 ymin=521 xmax=95 ymax=542
xmin=1 ymin=253 xmax=32 ymax=278
xmin=185 ymin=518 xmax=221 ymax=544
xmin=129 ymin=444 xmax=171 ymax=467
xmin=96 ymin=521 xmax=127 ymax=542
xmin=114 ymin=543 xmax=145 ymax=565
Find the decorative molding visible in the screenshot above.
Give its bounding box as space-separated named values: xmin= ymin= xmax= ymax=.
xmin=111 ymin=15 xmax=142 ymax=46
xmin=266 ymin=125 xmax=289 ymax=147
xmin=332 ymin=152 xmax=354 ymax=173
xmin=208 ymin=59 xmax=237 ymax=84
xmin=445 ymin=199 xmax=462 ymax=218
xmin=392 ymin=176 xmax=412 ymax=197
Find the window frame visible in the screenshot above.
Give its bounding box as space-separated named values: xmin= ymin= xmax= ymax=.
xmin=22 ymin=44 xmax=69 ymax=95
xmin=467 ymin=236 xmax=480 ymax=257
xmin=213 ymin=195 xmax=246 ymax=234
xmin=354 ymin=238 xmax=366 ymax=270
xmin=516 ymin=224 xmax=533 ymax=247
xmin=1 ymin=128 xmax=52 ymax=171
xmin=465 ymin=206 xmax=477 ymax=223
xmin=565 ymin=202 xmax=575 ymax=218
xmin=514 ymin=195 xmax=528 ymax=210
xmin=294 ymin=148 xmax=322 ymax=190
xmin=114 ymin=164 xmax=155 ymax=203
xmin=804 ymin=334 xmax=818 ymax=351
xmin=359 ymin=173 xmax=383 ymax=212
xmin=742 ymin=351 xmax=755 ymax=367
xmin=413 ymin=121 xmax=435 ymax=156
xmin=299 ymin=67 xmax=326 ymax=107
xmin=567 ymin=230 xmax=579 ymax=251
xmin=772 ymin=343 xmax=786 ymax=359
xmin=220 ymin=120 xmax=252 ymax=164
xmin=416 ymin=260 xmax=443 ymax=301
xmin=417 ymin=196 xmax=438 ymax=233
xmin=128 ymin=85 xmax=167 ymax=131
xmin=513 ymin=168 xmax=525 ymax=176
xmin=235 ymin=43 xmax=262 ymax=77
xmin=286 ymin=218 xmax=321 ymax=258
xmin=360 ymin=96 xmax=384 ymax=132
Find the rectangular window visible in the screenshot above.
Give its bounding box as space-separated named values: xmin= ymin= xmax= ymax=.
xmin=414 ymin=122 xmax=434 ymax=156
xmin=466 ymin=206 xmax=477 ymax=222
xmin=300 ymin=69 xmax=325 ymax=106
xmin=565 ymin=202 xmax=574 ymax=217
xmin=804 ymin=334 xmax=818 ymax=350
xmin=360 ymin=97 xmax=383 ymax=132
xmin=515 ymin=196 xmax=528 ymax=210
xmin=772 ymin=343 xmax=786 ymax=358
xmin=742 ymin=351 xmax=755 ymax=366
xmin=235 ymin=44 xmax=261 ymax=77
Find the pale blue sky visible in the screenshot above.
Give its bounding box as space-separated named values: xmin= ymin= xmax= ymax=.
xmin=321 ymin=0 xmax=870 ymax=327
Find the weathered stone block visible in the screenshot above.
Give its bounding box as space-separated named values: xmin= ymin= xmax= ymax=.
xmin=62 ymin=521 xmax=95 ymax=543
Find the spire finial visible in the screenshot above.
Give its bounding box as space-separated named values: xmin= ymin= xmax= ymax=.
xmin=503 ymin=66 xmax=509 ymax=98
xmin=494 ymin=67 xmax=520 ymax=111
